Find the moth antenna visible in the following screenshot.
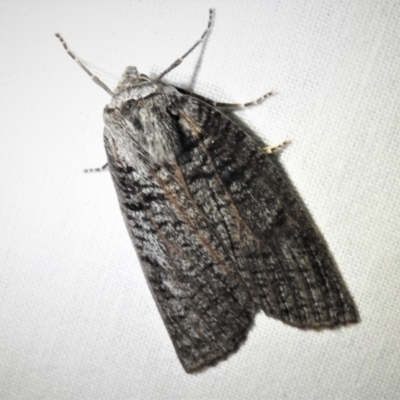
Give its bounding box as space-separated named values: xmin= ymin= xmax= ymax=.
xmin=157 ymin=9 xmax=214 ymax=81
xmin=55 ymin=33 xmax=114 ymax=96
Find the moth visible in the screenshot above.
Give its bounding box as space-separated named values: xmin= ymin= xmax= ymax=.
xmin=56 ymin=10 xmax=358 ymax=373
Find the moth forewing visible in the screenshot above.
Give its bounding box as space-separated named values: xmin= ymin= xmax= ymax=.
xmin=57 ymin=9 xmax=358 ymax=373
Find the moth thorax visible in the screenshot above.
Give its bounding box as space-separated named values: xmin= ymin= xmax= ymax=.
xmin=144 ymin=115 xmax=178 ymax=164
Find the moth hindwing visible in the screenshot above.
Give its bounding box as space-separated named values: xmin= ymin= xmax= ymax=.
xmin=57 ymin=9 xmax=359 ymax=373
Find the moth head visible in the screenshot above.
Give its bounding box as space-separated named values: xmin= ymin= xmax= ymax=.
xmin=117 ymin=66 xmax=152 ymax=90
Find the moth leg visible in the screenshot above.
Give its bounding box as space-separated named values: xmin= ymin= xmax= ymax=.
xmin=175 ymin=86 xmax=275 ymax=110
xmin=212 ymin=91 xmax=275 ymax=111
xmin=83 ymin=163 xmax=108 ymax=173
xmin=264 ymin=140 xmax=291 ymax=154
xmin=55 ymin=33 xmax=113 ymax=96
xmin=157 ymin=9 xmax=214 ymax=80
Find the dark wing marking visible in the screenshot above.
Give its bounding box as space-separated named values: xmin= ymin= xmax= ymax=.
xmin=105 ymin=137 xmax=256 ymax=373
xmin=169 ymin=94 xmax=359 ymax=329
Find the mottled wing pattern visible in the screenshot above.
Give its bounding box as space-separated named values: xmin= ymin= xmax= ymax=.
xmin=105 ymin=90 xmax=358 ymax=373
xmin=171 ymin=94 xmax=359 ymax=329
xmin=105 ymin=138 xmax=256 ymax=373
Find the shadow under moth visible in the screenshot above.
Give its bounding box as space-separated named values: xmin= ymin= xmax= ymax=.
xmin=56 ymin=9 xmax=358 ymax=373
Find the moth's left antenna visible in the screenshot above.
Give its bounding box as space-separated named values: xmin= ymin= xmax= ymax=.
xmin=55 ymin=33 xmax=113 ymax=96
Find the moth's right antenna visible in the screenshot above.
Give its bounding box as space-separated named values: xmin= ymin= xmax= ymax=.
xmin=55 ymin=33 xmax=114 ymax=96
xmin=157 ymin=9 xmax=214 ymax=81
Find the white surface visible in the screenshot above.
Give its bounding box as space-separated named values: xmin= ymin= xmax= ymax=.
xmin=1 ymin=1 xmax=399 ymax=399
